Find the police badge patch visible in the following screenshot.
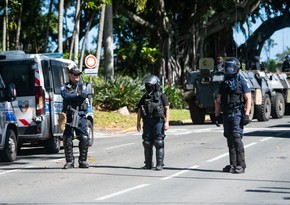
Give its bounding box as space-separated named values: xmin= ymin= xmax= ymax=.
xmin=18 ymin=100 xmax=29 ymax=113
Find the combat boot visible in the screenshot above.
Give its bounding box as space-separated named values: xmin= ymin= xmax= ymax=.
xmin=63 ymin=139 xmax=74 ymax=169
xmin=155 ymin=147 xmax=164 ymax=171
xmin=79 ymin=135 xmax=89 ymax=168
xmin=143 ymin=147 xmax=153 ymax=169
xmin=233 ymin=166 xmax=245 ymax=174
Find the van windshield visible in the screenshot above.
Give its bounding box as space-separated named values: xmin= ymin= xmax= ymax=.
xmin=0 ymin=60 xmax=35 ymax=96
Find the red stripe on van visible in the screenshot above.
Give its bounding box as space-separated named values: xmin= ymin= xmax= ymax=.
xmin=19 ymin=119 xmax=30 ymax=126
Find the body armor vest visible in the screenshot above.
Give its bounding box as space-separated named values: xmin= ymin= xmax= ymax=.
xmin=221 ymin=76 xmax=244 ymax=111
xmin=142 ymin=92 xmax=165 ymax=119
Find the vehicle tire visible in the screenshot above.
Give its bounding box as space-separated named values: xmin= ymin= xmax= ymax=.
xmin=271 ymin=93 xmax=285 ymax=119
xmin=87 ymin=120 xmax=94 ymax=147
xmin=45 ymin=135 xmax=60 ymax=154
xmin=249 ymin=96 xmax=255 ymax=120
xmin=189 ymin=101 xmax=205 ymax=124
xmin=0 ymin=129 xmax=17 ymax=162
xmin=255 ymin=94 xmax=271 ymax=121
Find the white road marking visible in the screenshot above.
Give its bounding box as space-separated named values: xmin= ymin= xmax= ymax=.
xmin=160 ymin=165 xmax=200 ymax=180
xmin=0 ymin=169 xmax=18 ymax=175
xmin=95 ymin=184 xmax=150 ymax=201
xmin=260 ymin=137 xmax=273 ymax=142
xmin=105 ymin=142 xmax=136 ymax=150
xmin=206 ymin=142 xmax=257 ymax=163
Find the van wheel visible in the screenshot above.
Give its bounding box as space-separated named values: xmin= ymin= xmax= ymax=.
xmin=0 ymin=129 xmax=17 ymax=162
xmin=87 ymin=120 xmax=94 ymax=147
xmin=45 ymin=136 xmax=60 ymax=154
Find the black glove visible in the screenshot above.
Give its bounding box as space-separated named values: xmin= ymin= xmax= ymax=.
xmin=243 ymin=115 xmax=251 ymax=125
xmin=215 ymin=116 xmax=220 ymax=127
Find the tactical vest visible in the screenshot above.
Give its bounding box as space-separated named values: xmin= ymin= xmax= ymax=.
xmin=142 ymin=92 xmax=165 ymax=119
xmin=221 ymin=75 xmax=244 ymax=111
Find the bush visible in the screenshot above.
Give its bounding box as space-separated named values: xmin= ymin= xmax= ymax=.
xmin=164 ymin=85 xmax=187 ymax=109
xmin=83 ymin=75 xmax=187 ymax=111
xmin=91 ymin=75 xmax=144 ymax=112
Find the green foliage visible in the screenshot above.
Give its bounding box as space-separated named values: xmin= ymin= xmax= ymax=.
xmin=263 ymin=59 xmax=282 ymax=72
xmin=91 ymin=75 xmax=144 ymax=112
xmin=164 ymin=85 xmax=186 ymax=109
xmin=141 ymin=47 xmax=161 ymax=64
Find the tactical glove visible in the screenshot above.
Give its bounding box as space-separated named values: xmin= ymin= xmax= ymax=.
xmin=215 ymin=116 xmax=220 ymax=127
xmin=243 ymin=115 xmax=251 ymax=125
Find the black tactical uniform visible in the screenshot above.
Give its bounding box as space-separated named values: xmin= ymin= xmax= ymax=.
xmin=282 ymin=55 xmax=290 ymax=72
xmin=61 ymin=67 xmax=89 ymax=169
xmin=137 ymin=75 xmax=170 ymax=171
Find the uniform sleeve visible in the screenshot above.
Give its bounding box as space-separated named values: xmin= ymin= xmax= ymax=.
xmin=240 ymin=76 xmax=251 ymax=94
xmin=61 ymin=84 xmax=78 ymax=100
xmin=161 ymin=93 xmax=169 ymax=106
xmin=137 ymin=95 xmax=146 ymax=108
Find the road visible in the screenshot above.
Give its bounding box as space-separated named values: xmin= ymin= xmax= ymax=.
xmin=1 ymin=117 xmax=290 ymax=205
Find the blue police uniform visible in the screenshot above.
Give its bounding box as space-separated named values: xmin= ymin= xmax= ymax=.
xmin=61 ymin=78 xmax=89 ymax=169
xmin=218 ymin=72 xmax=251 ymax=173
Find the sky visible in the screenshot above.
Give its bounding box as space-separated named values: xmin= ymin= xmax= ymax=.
xmin=234 ymin=25 xmax=290 ymax=62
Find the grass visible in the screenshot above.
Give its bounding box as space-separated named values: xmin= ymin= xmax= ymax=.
xmin=94 ymin=109 xmax=191 ymax=130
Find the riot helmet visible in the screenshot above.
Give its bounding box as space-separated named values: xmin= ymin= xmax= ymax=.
xmin=143 ymin=75 xmax=160 ymax=93
xmin=286 ymin=55 xmax=290 ymax=61
xmin=224 ymin=57 xmax=240 ymax=75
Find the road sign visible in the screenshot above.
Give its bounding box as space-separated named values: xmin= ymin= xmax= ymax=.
xmin=85 ymin=54 xmax=97 ymax=69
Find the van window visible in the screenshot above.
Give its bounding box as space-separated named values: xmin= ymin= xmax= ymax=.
xmin=41 ymin=60 xmax=51 ymax=91
xmin=0 ymin=60 xmax=35 ymax=96
xmin=51 ymin=65 xmax=69 ymax=94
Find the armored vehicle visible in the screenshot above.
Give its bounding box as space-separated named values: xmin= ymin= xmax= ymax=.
xmin=184 ymin=58 xmax=290 ymax=124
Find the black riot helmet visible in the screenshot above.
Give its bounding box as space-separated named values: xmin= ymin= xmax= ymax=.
xmin=143 ymin=75 xmax=160 ymax=93
xmin=224 ymin=57 xmax=241 ymax=75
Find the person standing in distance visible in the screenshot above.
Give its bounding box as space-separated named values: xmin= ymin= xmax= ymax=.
xmin=61 ymin=67 xmax=90 ymax=169
xmin=137 ymin=75 xmax=170 ymax=171
xmin=214 ymin=57 xmax=252 ymax=174
xmin=282 ymin=55 xmax=290 ymax=72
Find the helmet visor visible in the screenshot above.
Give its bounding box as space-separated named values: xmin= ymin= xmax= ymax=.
xmin=145 ymin=83 xmax=154 ymax=93
xmin=225 ymin=61 xmax=235 ymax=74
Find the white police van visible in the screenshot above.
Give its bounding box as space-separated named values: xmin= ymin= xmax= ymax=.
xmin=0 ymin=50 xmax=94 ymax=154
xmin=0 ymin=74 xmax=18 ymax=162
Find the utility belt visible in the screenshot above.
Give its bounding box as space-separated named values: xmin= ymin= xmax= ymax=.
xmin=223 ymin=108 xmax=242 ymax=114
xmin=143 ymin=116 xmax=164 ymax=120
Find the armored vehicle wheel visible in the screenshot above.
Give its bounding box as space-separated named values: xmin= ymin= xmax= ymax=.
xmin=0 ymin=129 xmax=17 ymax=162
xmin=87 ymin=120 xmax=94 ymax=146
xmin=255 ymin=94 xmax=271 ymax=121
xmin=249 ymin=97 xmax=255 ymax=120
xmin=45 ymin=136 xmax=60 ymax=154
xmin=271 ymin=93 xmax=285 ymax=119
xmin=189 ymin=103 xmax=205 ymax=124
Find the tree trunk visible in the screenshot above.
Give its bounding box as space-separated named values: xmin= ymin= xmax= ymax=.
xmin=15 ymin=0 xmax=23 ymax=50
xmin=58 ymin=0 xmax=64 ymax=53
xmin=44 ymin=0 xmax=53 ymax=52
xmin=95 ymin=4 xmax=106 ymax=73
xmin=79 ymin=11 xmax=96 ymax=70
xmin=104 ymin=3 xmax=114 ymax=79
xmin=74 ymin=0 xmax=81 ymax=64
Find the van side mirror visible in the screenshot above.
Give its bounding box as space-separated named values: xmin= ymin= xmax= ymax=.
xmin=86 ymin=83 xmax=94 ymax=99
xmin=6 ymin=82 xmax=17 ymax=102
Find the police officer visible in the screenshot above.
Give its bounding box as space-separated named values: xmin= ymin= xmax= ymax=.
xmin=61 ymin=67 xmax=90 ymax=169
xmin=214 ymin=57 xmax=252 ymax=174
xmin=215 ymin=56 xmax=224 ymax=72
xmin=282 ymin=55 xmax=290 ymax=72
xmin=137 ymin=75 xmax=170 ymax=171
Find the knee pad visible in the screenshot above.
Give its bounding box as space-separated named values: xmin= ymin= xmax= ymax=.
xmin=154 ymin=138 xmax=164 ymax=148
xmin=143 ymin=140 xmax=152 ymax=149
xmin=233 ymin=133 xmax=243 ymax=149
xmin=79 ymin=135 xmax=89 ymax=145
